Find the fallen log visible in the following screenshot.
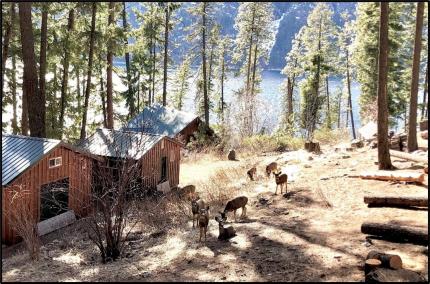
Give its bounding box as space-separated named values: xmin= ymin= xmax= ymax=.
xmin=359 ymin=171 xmax=424 ymax=184
xmin=364 ymin=196 xmax=428 ymax=208
xmin=366 ymin=250 xmax=402 ymax=270
xmin=389 ymin=150 xmax=428 ymax=164
xmin=364 ymin=259 xmax=382 ymax=275
xmin=365 ymin=268 xmax=427 ymax=282
xmin=361 ymin=222 xmax=428 ymax=245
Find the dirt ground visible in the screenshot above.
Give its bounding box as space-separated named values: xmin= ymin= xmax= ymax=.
xmin=2 ymin=145 xmax=428 ymax=282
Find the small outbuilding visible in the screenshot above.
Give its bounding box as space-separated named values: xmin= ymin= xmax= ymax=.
xmin=124 ymin=103 xmax=214 ymax=144
xmin=2 ymin=134 xmax=96 ymax=244
xmin=79 ymin=128 xmax=183 ymax=190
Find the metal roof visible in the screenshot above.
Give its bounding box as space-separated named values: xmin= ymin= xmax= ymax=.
xmin=2 ymin=133 xmax=61 ymax=186
xmin=123 ymin=103 xmax=198 ymax=137
xmin=78 ymin=128 xmax=166 ymax=159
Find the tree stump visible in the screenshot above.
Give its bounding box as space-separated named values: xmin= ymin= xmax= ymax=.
xmin=366 ymin=250 xmax=402 ymax=270
xmin=365 ymin=268 xmax=427 ymax=282
xmin=365 ymin=259 xmax=382 ymax=275
xmin=227 ymin=149 xmax=236 ymax=161
xmin=304 ymin=141 xmax=320 ymax=153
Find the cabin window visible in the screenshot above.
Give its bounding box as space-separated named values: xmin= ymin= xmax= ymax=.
xmin=161 ymin=157 xmax=167 ymax=181
xmin=48 ymin=157 xmax=62 ymax=168
xmin=40 ymin=178 xmax=69 ymax=221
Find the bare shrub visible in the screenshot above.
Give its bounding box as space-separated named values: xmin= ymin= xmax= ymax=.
xmin=313 ymin=128 xmax=350 ymax=145
xmin=2 ymin=186 xmax=41 ymax=261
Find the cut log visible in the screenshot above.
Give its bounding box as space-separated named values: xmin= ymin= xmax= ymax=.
xmin=389 ymin=150 xmax=428 ymax=164
xmin=366 ymin=250 xmax=402 ymax=270
xmin=304 ymin=141 xmax=320 ymax=153
xmin=361 ymin=222 xmax=428 ymax=245
xmin=359 ymin=170 xmax=424 ymax=184
xmin=365 ymin=259 xmax=382 ymax=275
xmin=365 ymin=268 xmax=427 ymax=282
xmin=364 ymin=196 xmax=428 ymax=208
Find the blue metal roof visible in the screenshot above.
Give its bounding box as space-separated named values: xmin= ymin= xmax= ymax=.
xmin=78 ymin=128 xmax=166 ymax=159
xmin=2 ymin=134 xmax=61 ymax=186
xmin=123 ymin=104 xmax=198 ymax=137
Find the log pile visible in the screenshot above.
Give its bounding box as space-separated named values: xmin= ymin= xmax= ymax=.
xmin=361 ymin=222 xmax=428 ymax=245
xmin=364 ymin=196 xmax=428 ymax=208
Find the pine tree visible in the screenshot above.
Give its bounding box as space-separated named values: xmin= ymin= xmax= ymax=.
xmin=172 ymin=56 xmax=191 ymax=110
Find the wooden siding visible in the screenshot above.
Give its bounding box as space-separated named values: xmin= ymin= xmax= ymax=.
xmin=2 ymin=146 xmax=93 ymax=244
xmin=141 ymin=137 xmax=181 ymax=189
xmin=176 ymin=118 xmax=200 ymax=144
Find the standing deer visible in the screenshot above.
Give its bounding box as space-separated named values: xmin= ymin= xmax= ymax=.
xmin=220 ymin=196 xmax=248 ymax=222
xmin=198 ymin=206 xmax=210 ymax=242
xmin=191 ymin=197 xmax=206 ymax=228
xmin=247 ymin=167 xmax=257 ymax=181
xmin=273 ymin=171 xmax=288 ymax=195
xmin=266 ymin=162 xmax=278 ymax=178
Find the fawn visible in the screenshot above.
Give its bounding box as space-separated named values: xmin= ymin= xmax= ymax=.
xmin=215 ymin=216 xmax=236 ymax=240
xmin=198 ymin=206 xmax=210 ymax=242
xmin=221 ymin=196 xmax=248 ymax=222
xmin=273 ymin=171 xmax=288 ymax=195
xmin=266 ymin=162 xmax=278 ymax=178
xmin=191 ymin=197 xmax=206 ymax=228
xmin=247 ymin=167 xmax=257 ymax=181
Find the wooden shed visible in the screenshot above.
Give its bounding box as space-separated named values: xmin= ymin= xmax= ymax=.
xmin=79 ymin=128 xmax=183 ymax=190
xmin=2 ymin=134 xmax=96 ymax=244
xmin=124 ymin=103 xmax=214 ymax=144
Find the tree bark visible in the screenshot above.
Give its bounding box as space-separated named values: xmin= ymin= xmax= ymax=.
xmin=80 ymin=2 xmax=97 ymax=140
xmin=2 ymin=3 xmax=15 ymax=96
xmin=366 ymin=250 xmax=403 ymax=270
xmin=106 ymin=1 xmax=115 ymax=129
xmin=11 ymin=53 xmax=18 ymax=134
xmin=250 ymin=41 xmax=259 ymax=135
xmin=364 ymin=196 xmax=428 ymax=208
xmin=162 ymin=2 xmax=169 ymax=106
xmin=346 ymin=50 xmax=356 ymax=139
xmin=421 ymin=63 xmax=428 ymax=119
xmin=376 ymin=3 xmax=393 ymax=170
xmin=38 ymin=4 xmax=48 ymax=136
xmin=201 ymin=3 xmax=209 ymax=126
xmin=122 ymin=2 xmax=134 ymax=117
xmin=361 ymin=222 xmax=428 ymax=245
xmin=59 ymin=8 xmax=75 ymax=135
xmin=407 ymin=2 xmax=424 ymax=152
xmin=364 ymin=259 xmax=382 ymax=276
xmin=365 ymin=268 xmax=427 ymax=282
xmin=287 ymin=77 xmax=293 ymax=128
xmin=19 ymin=2 xmax=45 ymax=137
xmin=326 ymin=76 xmax=331 ymax=129
xmin=151 ymin=34 xmax=156 ymax=104
xmin=100 ymin=72 xmax=107 ymax=128
xmin=220 ymin=49 xmax=225 ymax=121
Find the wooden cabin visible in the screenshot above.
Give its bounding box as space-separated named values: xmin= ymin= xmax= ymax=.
xmin=123 ymin=103 xmax=214 ymax=144
xmin=79 ymin=128 xmax=183 ymax=190
xmin=2 ymin=134 xmax=95 ymax=244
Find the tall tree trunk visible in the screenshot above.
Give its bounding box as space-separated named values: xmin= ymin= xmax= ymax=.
xmin=148 ymin=34 xmax=152 ymax=105
xmin=106 ymin=2 xmax=115 ymax=129
xmin=137 ymin=73 xmax=141 ymax=112
xmin=346 ymin=49 xmax=356 ymax=139
xmin=220 ymin=51 xmax=225 ymax=121
xmin=80 ymin=2 xmax=97 ymax=140
xmin=2 ymin=3 xmax=15 ymax=95
xmin=162 ymin=3 xmax=169 ymax=106
xmin=59 ymin=8 xmax=74 ymax=136
xmin=250 ymin=41 xmax=259 ymax=135
xmin=11 ymin=53 xmax=18 ymax=134
xmin=100 ymin=72 xmax=107 ymax=128
xmin=244 ymin=7 xmax=255 ymax=134
xmin=39 ymin=4 xmax=48 ymax=134
xmin=337 ymin=90 xmax=341 ymax=129
xmin=287 ymin=77 xmax=294 ymax=126
xmin=377 ymin=2 xmax=393 ymax=170
xmin=19 ymin=2 xmax=45 ymax=137
xmin=152 ymin=39 xmax=156 ymax=103
xmin=421 ymin=63 xmax=428 ymax=119
xmin=122 ymin=2 xmax=134 ymax=117
xmin=326 ymin=76 xmax=331 ymax=129
xmin=76 ymin=68 xmax=81 ymax=109
xmin=201 ymin=3 xmax=209 ymax=126
xmin=407 ymin=2 xmax=424 ymax=152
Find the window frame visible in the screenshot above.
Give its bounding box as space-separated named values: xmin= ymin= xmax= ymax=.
xmin=48 ymin=157 xmax=62 ymax=169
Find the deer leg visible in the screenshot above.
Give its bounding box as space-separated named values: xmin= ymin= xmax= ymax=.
xmin=193 ymin=214 xmax=195 ymax=228
xmin=275 ymin=184 xmax=278 ymax=195
xmin=204 ymin=226 xmax=207 ymax=242
xmin=234 ymin=210 xmax=237 ymax=222
xmin=199 ymin=227 xmax=202 ymax=242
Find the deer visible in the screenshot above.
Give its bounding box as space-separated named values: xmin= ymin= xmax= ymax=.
xmin=266 ymin=162 xmax=278 ymax=178
xmin=215 ymin=216 xmax=236 ymax=240
xmin=198 ymin=206 xmax=210 ymax=242
xmin=220 ymin=196 xmax=248 ymax=222
xmin=273 ymin=171 xmax=288 ymax=195
xmin=191 ymin=197 xmax=206 ymax=228
xmin=247 ymin=167 xmax=257 ymax=181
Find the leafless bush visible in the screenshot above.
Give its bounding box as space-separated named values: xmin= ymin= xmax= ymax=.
xmin=2 ymin=186 xmax=41 ymax=261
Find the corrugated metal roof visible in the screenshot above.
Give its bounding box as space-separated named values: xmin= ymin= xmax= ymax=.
xmin=2 ymin=133 xmax=61 ymax=186
xmin=78 ymin=128 xmax=164 ymax=159
xmin=123 ymin=103 xmax=198 ymax=137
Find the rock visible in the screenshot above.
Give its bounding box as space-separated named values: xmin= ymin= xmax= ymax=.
xmin=228 ymin=149 xmax=236 ymax=161
xmin=320 ymin=177 xmax=329 ymax=180
xmin=308 ymin=156 xmax=314 ymax=161
xmin=140 ymin=271 xmax=151 ymax=278
xmin=259 ymin=197 xmax=269 ymax=205
xmin=342 ymin=154 xmax=351 ymax=159
xmin=304 ymin=164 xmax=312 ymax=168
xmin=351 ymin=139 xmax=364 ymax=148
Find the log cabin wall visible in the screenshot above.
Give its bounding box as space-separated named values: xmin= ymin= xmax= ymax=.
xmin=176 ymin=118 xmax=200 ymax=144
xmin=141 ymin=137 xmax=181 ymax=189
xmin=2 ymin=146 xmax=93 ymax=244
